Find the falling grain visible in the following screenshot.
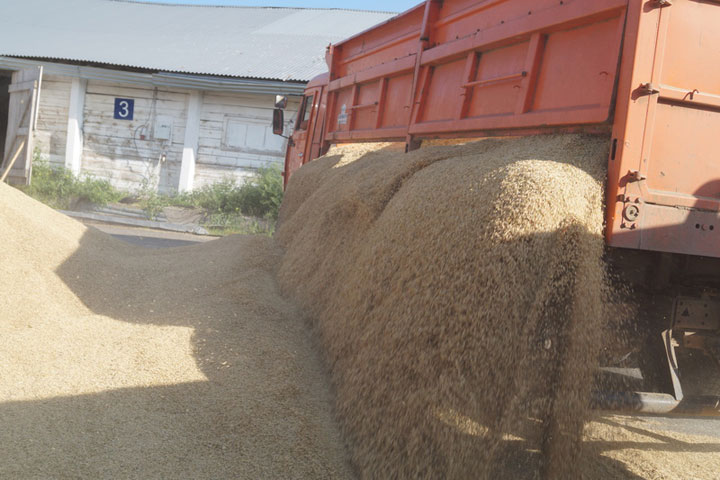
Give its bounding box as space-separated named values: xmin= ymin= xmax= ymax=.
xmin=276 ymin=134 xmax=613 ymax=479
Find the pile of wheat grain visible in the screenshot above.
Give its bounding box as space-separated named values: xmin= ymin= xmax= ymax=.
xmin=3 ymin=142 xmax=717 ymax=479
xmin=0 ymin=182 xmax=352 ymax=479
xmin=276 ymin=134 xmax=612 ymax=478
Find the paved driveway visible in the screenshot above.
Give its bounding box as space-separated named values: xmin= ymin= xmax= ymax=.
xmin=84 ymin=222 xmax=216 ymax=248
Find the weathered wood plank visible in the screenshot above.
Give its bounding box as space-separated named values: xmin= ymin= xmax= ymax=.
xmin=2 ymin=66 xmax=43 ymax=185
xmin=86 ymin=81 xmax=189 ymax=101
xmin=83 ymin=121 xmax=187 ymax=143
xmin=43 ymin=74 xmax=74 ymax=84
xmin=35 ymin=71 xmax=71 ymax=161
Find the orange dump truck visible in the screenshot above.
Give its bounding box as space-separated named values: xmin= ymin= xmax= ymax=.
xmin=273 ymin=0 xmax=720 ymax=415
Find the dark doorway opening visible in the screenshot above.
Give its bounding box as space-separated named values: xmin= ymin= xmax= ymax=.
xmin=0 ymin=70 xmax=14 ymax=162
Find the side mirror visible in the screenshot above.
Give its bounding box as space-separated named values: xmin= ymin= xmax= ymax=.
xmin=275 ymin=95 xmax=288 ymax=109
xmin=272 ymin=108 xmax=284 ymax=135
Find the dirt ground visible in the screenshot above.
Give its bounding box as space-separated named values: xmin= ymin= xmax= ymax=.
xmin=84 ymin=221 xmax=215 ymax=248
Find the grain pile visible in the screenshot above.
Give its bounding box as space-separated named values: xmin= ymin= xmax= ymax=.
xmin=276 ymin=135 xmax=612 ymax=478
xmin=582 ymin=415 xmax=720 ymax=480
xmin=0 ymin=183 xmax=352 ymax=479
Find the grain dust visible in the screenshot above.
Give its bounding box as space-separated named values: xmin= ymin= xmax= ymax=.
xmin=276 ymin=135 xmax=613 ymax=478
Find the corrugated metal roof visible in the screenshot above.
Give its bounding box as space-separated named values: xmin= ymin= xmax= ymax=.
xmin=0 ymin=0 xmax=397 ymax=82
xmin=0 ymin=56 xmax=310 ymax=95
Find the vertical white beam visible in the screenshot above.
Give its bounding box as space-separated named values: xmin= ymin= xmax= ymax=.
xmin=64 ymin=77 xmax=86 ymax=176
xmin=179 ymin=90 xmax=203 ymax=193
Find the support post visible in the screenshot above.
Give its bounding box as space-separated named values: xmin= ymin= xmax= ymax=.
xmin=179 ymin=91 xmax=203 ymax=193
xmin=405 ymin=0 xmax=442 ymax=152
xmin=515 ymin=33 xmax=546 ymax=115
xmin=64 ymin=77 xmax=86 ymax=176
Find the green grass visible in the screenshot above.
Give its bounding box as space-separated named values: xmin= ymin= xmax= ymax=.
xmin=181 ymin=165 xmax=284 ymax=220
xmin=20 ymin=160 xmax=123 ymax=210
xmin=175 ymin=166 xmax=283 ymax=235
xmin=20 ymin=153 xmax=284 ymax=236
xmin=135 ymin=165 xmax=283 ymax=219
xmin=202 ymin=212 xmax=275 ymax=236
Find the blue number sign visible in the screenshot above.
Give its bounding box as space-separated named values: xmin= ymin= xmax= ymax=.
xmin=114 ymin=98 xmax=134 ymax=120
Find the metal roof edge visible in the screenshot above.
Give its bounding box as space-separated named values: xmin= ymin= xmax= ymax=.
xmin=153 ymin=72 xmax=307 ymax=95
xmin=108 ymin=0 xmax=399 ymax=15
xmin=0 ymin=57 xmax=308 ymax=95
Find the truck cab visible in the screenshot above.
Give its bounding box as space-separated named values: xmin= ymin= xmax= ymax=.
xmin=274 ymin=73 xmax=328 ymax=188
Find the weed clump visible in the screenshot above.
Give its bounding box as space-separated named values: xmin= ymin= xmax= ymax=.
xmin=182 ymin=165 xmax=284 ymax=220
xmin=21 ymin=160 xmax=123 ymax=210
xmin=133 ymin=166 xmax=284 ymax=227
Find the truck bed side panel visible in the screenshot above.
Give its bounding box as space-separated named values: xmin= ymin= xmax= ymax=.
xmin=607 ymin=0 xmax=720 ymax=258
xmin=325 ymin=0 xmax=628 ymax=143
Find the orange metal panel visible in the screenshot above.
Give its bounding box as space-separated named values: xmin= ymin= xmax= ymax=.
xmin=327 ymin=56 xmax=416 ymax=91
xmin=431 ymin=0 xmax=618 ymax=47
xmin=607 ymin=0 xmax=720 ymax=258
xmin=411 ymin=13 xmax=625 ymax=135
xmin=379 ymin=73 xmax=415 ymax=128
xmin=409 ymin=107 xmax=611 ymax=135
xmin=287 ymin=0 xmax=720 ymax=263
xmin=531 ymin=19 xmax=620 ymax=113
xmin=283 ymin=82 xmax=326 ymax=188
xmin=331 ymin=5 xmax=424 ymax=78
xmin=420 ymin=57 xmax=468 ymax=122
xmin=418 ymin=0 xmax=627 ymax=65
xmin=466 ymin=42 xmax=527 ymax=118
xmin=324 ymin=0 xmax=628 ymax=144
xmin=328 ymin=127 xmax=410 ymax=143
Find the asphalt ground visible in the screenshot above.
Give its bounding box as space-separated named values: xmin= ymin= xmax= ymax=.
xmin=83 ymin=221 xmax=216 ymax=248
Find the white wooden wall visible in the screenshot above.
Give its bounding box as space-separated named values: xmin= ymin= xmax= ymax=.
xmin=81 ymin=80 xmax=188 ymax=193
xmin=31 ymin=74 xmax=300 ymax=194
xmin=194 ymin=92 xmax=299 ymax=188
xmin=34 ymin=74 xmax=72 ymax=166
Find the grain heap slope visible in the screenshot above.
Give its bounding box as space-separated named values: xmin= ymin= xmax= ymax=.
xmin=0 ymin=183 xmax=352 ymax=479
xmin=276 ymin=135 xmax=612 ymax=479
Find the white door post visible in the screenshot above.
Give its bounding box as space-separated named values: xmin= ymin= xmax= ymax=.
xmin=65 ymin=77 xmax=87 ymax=176
xmin=179 ymin=91 xmax=203 ymax=193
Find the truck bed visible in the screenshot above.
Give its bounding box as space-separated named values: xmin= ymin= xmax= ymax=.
xmin=314 ymin=0 xmax=720 ymax=259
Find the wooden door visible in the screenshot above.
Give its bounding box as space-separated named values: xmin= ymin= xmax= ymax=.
xmin=1 ymin=66 xmax=42 ymax=185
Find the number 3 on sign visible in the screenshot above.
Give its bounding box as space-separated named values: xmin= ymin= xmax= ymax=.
xmin=114 ymin=98 xmax=134 ymax=120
